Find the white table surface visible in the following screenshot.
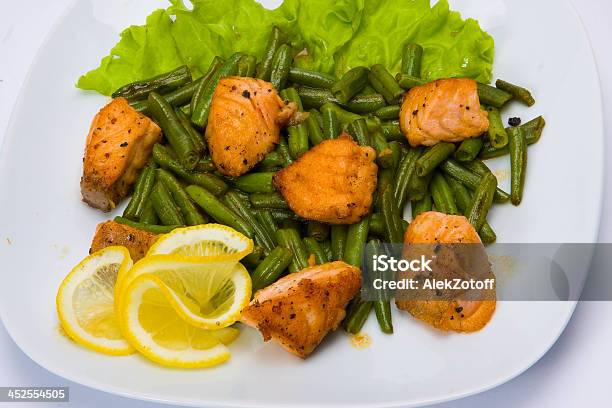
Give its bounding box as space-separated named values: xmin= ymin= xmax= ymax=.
xmin=1 ymin=1 xmax=611 ymax=406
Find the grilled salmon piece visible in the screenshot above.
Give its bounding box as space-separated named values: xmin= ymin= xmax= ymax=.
xmin=81 ymin=98 xmax=161 ymax=211
xmin=241 ymin=261 xmax=361 ymax=358
xmin=206 ymin=76 xmax=296 ymax=177
xmin=400 ymin=78 xmax=489 ymax=147
xmin=395 ymin=211 xmax=496 ymax=332
xmin=89 ymin=220 xmax=158 ymax=262
xmin=273 ymin=135 xmax=377 ymax=224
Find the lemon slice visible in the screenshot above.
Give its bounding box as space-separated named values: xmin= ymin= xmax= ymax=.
xmin=119 ymin=273 xmax=245 ymax=368
xmin=147 ymin=224 xmax=253 ymax=260
xmin=56 ymin=246 xmax=134 ymax=356
xmin=118 ymin=256 xmax=251 ymax=330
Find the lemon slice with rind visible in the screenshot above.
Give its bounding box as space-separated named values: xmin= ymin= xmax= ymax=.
xmin=56 ymin=246 xmax=134 ymax=356
xmin=118 ymin=256 xmax=251 ymax=330
xmin=120 ymin=273 xmax=246 ymax=368
xmin=147 ymin=224 xmax=253 ymax=260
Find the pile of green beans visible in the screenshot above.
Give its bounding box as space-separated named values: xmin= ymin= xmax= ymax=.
xmin=110 ymin=29 xmax=544 ymax=337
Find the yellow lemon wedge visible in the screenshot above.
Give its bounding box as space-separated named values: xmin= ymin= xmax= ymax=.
xmin=56 ymin=246 xmax=134 ymax=356
xmin=119 ymin=262 xmax=250 ymax=368
xmin=146 ymin=224 xmax=253 ymax=259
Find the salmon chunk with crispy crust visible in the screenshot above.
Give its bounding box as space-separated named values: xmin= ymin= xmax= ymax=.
xmin=89 ymin=220 xmax=158 ymax=262
xmin=206 ymin=76 xmax=296 ymax=177
xmin=241 ymin=261 xmax=361 ymax=358
xmin=81 ymin=98 xmax=161 ymax=211
xmin=273 ymin=135 xmax=377 ymax=224
xmin=400 ymin=78 xmax=489 ymax=147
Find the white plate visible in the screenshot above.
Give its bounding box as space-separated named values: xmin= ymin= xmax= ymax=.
xmin=0 ymin=0 xmax=603 ymax=406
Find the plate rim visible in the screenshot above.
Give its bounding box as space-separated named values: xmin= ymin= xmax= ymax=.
xmin=0 ymin=0 xmax=604 ymax=406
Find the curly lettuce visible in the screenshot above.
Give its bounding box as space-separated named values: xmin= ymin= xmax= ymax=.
xmin=76 ymin=0 xmax=494 ymax=95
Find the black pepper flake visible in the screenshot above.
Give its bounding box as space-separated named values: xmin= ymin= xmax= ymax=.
xmin=242 ymin=90 xmax=251 ymax=98
xmin=466 ymin=106 xmax=470 ymax=110
xmin=104 ymin=153 xmax=110 ymax=158
xmin=243 ymin=159 xmax=248 ymax=165
xmin=508 ymin=117 xmax=522 ymax=127
xmin=224 ymin=146 xmax=230 ymax=151
xmin=412 ymin=109 xmax=418 ymax=116
xmin=120 ymin=142 xmax=128 ymax=147
xmin=455 ymin=306 xmax=463 ymax=313
xmin=289 ymin=313 xmax=296 ymax=319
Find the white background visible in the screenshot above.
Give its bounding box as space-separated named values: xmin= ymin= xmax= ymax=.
xmin=0 ymin=1 xmax=611 ymax=407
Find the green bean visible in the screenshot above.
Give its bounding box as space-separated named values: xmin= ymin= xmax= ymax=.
xmin=359 ymin=84 xmax=377 ymax=95
xmin=237 ymin=55 xmax=257 ymax=77
xmin=477 ymin=83 xmax=512 ymax=108
xmin=113 ymin=216 xmax=179 ymax=234
xmin=332 ymin=67 xmax=369 ymax=104
xmin=374 ymin=105 xmax=400 ymax=120
xmin=430 ymin=173 xmax=459 ymax=215
xmin=455 ymin=138 xmax=484 ymax=162
xmin=307 ymin=221 xmax=329 ymax=242
xmin=123 ymin=166 xmax=156 ymax=221
xmin=266 ymin=209 xmax=298 ymax=224
xmin=259 ymin=151 xmax=284 ymax=169
xmin=276 ymin=228 xmax=309 ymax=273
xmin=496 ymin=79 xmax=535 ymax=106
xmin=411 ymin=192 xmax=433 ymax=219
xmin=441 ymin=159 xmax=510 ymax=203
xmin=235 ymin=172 xmax=275 ymax=194
xmin=375 ymin=168 xmax=394 ymax=212
xmin=250 ymin=246 xmax=293 ymax=292
xmin=330 ymin=225 xmax=348 ymax=261
xmin=393 ymin=147 xmax=423 ymax=212
xmin=345 ymin=94 xmax=386 ymax=114
xmin=407 ymin=172 xmax=432 ymax=202
xmin=191 ymin=52 xmax=242 ymax=127
xmin=369 ymin=213 xmax=385 ymax=236
xmin=416 ymin=143 xmax=456 ymax=177
xmin=152 ymin=144 xmax=227 ymax=196
xmin=396 ymin=74 xmax=426 ymax=90
xmin=186 ymin=185 xmax=254 ymax=237
xmin=131 ymin=76 xmax=202 ymax=114
xmin=321 ymin=104 xmax=340 ymax=139
xmin=343 ymin=216 xmax=370 ymax=267
xmin=347 ymin=118 xmax=371 ymax=147
xmin=465 ymin=173 xmax=497 ymax=231
xmin=320 ymin=102 xmax=362 ymax=125
xmin=270 ymin=44 xmax=292 ymax=90
xmin=372 ymin=129 xmax=394 ymax=169
xmin=508 ymin=126 xmax=527 ymax=206
xmin=280 ymin=88 xmax=309 ymax=159
xmin=190 ymin=56 xmax=224 ymax=115
xmin=388 ymin=141 xmax=403 ymax=171
xmin=369 ymin=64 xmax=404 ymax=104
xmin=150 ymin=181 xmax=185 ymax=226
xmin=279 ymin=218 xmax=301 ymax=230
xmin=223 ymin=190 xmax=275 ymax=253
xmin=401 ymin=43 xmax=424 ymax=77
xmin=445 ymin=174 xmax=497 ymax=244
xmin=368 ymin=239 xmax=393 ymax=334
xmin=250 ymin=192 xmax=289 ymax=209
xmin=382 ymin=121 xmax=404 ymax=142
xmin=242 ymin=246 xmax=264 ymax=270
xmin=148 ymin=92 xmax=199 ymax=170
xmin=157 ymin=169 xmax=207 ymax=226
xmin=257 ymin=26 xmax=285 ymax=81
xmin=479 ymin=116 xmax=545 ymax=159
xmin=288 ymin=67 xmax=336 ymax=89
xmin=382 ymin=187 xmax=404 ymax=243
xmin=112 ymin=65 xmax=192 ymax=102
xmin=343 ymin=296 xmax=372 ymax=334
xmin=486 ymin=107 xmax=509 ymax=148
xmin=255 ymin=209 xmax=278 ymax=240
xmin=175 ymin=108 xmax=205 ymax=156
xmin=305 ymin=110 xmax=325 ymax=145
xmin=195 ymin=157 xmax=216 ymax=173
xmin=303 ymin=237 xmax=329 ymax=265
xmin=139 ymin=200 xmax=158 ymax=225
xmin=277 ymin=138 xmax=294 ymax=166
xmin=297 ymin=87 xmax=338 ymax=109
xmin=463 ymin=159 xmax=491 ymax=176
xmin=320 ymin=240 xmax=332 ymax=261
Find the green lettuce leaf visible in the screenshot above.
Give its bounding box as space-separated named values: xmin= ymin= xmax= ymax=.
xmin=76 ymin=0 xmax=494 ymax=95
